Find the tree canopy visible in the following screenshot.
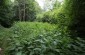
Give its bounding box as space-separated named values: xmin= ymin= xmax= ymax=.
xmin=0 ymin=0 xmax=41 ymax=27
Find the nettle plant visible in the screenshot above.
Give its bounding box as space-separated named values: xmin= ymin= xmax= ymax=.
xmin=5 ymin=22 xmax=70 ymax=55
xmin=7 ymin=31 xmax=71 ymax=55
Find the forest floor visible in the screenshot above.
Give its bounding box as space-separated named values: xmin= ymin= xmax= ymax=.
xmin=0 ymin=22 xmax=85 ymax=55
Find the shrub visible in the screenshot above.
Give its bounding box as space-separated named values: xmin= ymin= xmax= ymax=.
xmin=35 ymin=11 xmax=57 ymax=24
xmin=35 ymin=8 xmax=67 ymax=25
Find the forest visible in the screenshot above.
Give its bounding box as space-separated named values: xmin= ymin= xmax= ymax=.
xmin=0 ymin=0 xmax=85 ymax=55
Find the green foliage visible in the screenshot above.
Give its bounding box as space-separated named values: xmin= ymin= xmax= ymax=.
xmin=0 ymin=0 xmax=14 ymax=28
xmin=0 ymin=0 xmax=42 ymax=27
xmin=35 ymin=11 xmax=57 ymax=24
xmin=13 ymin=0 xmax=41 ymax=21
xmin=62 ymin=0 xmax=85 ymax=37
xmin=10 ymin=22 xmax=57 ymax=39
xmin=0 ymin=26 xmax=12 ymax=54
xmin=36 ymin=0 xmax=85 ymax=38
xmin=35 ymin=8 xmax=67 ymax=26
xmin=24 ymin=0 xmax=36 ymax=21
xmin=2 ymin=22 xmax=70 ymax=55
xmin=0 ymin=0 xmax=85 ymax=55
xmin=0 ymin=22 xmax=85 ymax=55
xmin=53 ymin=0 xmax=62 ymax=9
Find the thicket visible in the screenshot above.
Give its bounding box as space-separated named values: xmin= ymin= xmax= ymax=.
xmin=35 ymin=8 xmax=66 ymax=26
xmin=63 ymin=0 xmax=85 ymax=38
xmin=0 ymin=22 xmax=85 ymax=55
xmin=35 ymin=1 xmax=68 ymax=27
xmin=36 ymin=0 xmax=85 ymax=38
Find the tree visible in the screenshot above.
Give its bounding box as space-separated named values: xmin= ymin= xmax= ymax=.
xmin=14 ymin=0 xmax=40 ymax=21
xmin=0 ymin=0 xmax=14 ymax=28
xmin=63 ymin=0 xmax=85 ymax=38
xmin=53 ymin=0 xmax=61 ymax=9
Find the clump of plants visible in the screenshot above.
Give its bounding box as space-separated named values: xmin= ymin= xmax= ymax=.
xmin=35 ymin=8 xmax=67 ymax=26
xmin=5 ymin=22 xmax=70 ymax=55
xmin=0 ymin=22 xmax=85 ymax=55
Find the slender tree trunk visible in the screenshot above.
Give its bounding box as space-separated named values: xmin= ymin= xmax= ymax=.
xmin=0 ymin=48 xmax=3 ymax=55
xmin=23 ymin=3 xmax=25 ymax=21
xmin=19 ymin=5 xmax=21 ymax=21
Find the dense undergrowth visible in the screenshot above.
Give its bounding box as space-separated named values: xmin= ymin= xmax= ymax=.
xmin=0 ymin=0 xmax=85 ymax=55
xmin=0 ymin=22 xmax=85 ymax=55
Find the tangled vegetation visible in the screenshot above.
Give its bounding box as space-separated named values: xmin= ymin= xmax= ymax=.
xmin=0 ymin=0 xmax=85 ymax=55
xmin=0 ymin=22 xmax=85 ymax=55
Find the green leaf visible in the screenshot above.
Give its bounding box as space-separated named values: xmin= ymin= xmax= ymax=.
xmin=16 ymin=51 xmax=22 ymax=55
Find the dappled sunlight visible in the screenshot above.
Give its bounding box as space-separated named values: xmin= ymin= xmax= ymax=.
xmin=58 ymin=0 xmax=63 ymax=2
xmin=35 ymin=0 xmax=45 ymax=9
xmin=11 ymin=0 xmax=14 ymax=2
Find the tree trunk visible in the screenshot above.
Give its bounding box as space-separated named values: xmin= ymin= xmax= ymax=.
xmin=19 ymin=5 xmax=21 ymax=21
xmin=23 ymin=3 xmax=26 ymax=21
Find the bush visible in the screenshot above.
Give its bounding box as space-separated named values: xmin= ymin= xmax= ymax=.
xmin=63 ymin=0 xmax=85 ymax=37
xmin=35 ymin=11 xmax=57 ymax=24
xmin=35 ymin=8 xmax=67 ymax=26
xmin=0 ymin=26 xmax=12 ymax=55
